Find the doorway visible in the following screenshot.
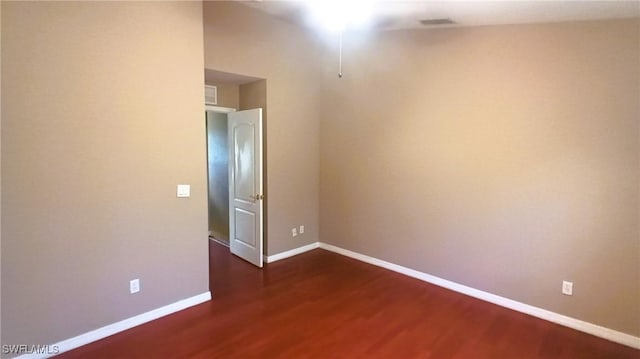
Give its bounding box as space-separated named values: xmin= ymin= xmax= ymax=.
xmin=204 ymin=69 xmax=267 ymax=272
xmin=206 ymin=107 xmax=234 ymax=247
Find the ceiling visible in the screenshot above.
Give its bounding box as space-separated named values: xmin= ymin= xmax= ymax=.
xmin=241 ymin=0 xmax=640 ymax=31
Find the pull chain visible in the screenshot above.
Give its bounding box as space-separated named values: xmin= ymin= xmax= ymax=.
xmin=338 ymin=31 xmax=343 ymax=78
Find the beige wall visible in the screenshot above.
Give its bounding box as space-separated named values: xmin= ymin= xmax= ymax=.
xmin=1 ymin=1 xmax=208 ymax=348
xmin=206 ymin=82 xmax=239 ymax=109
xmin=204 ymin=2 xmax=321 ymax=255
xmin=319 ymin=19 xmax=640 ymax=336
xmin=239 ymin=80 xmax=267 ymax=112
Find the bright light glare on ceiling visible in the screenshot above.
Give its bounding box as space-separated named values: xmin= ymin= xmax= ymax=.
xmin=305 ymin=0 xmax=374 ymax=33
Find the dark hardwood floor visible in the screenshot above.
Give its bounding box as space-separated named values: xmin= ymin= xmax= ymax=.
xmin=59 ymin=241 xmax=639 ymax=358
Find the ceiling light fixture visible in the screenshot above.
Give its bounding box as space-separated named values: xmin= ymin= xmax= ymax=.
xmin=304 ymin=0 xmax=374 ymax=78
xmin=305 ymin=0 xmax=373 ymax=33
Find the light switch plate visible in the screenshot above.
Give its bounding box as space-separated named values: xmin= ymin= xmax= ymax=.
xmin=177 ymin=184 xmax=190 ymax=198
xmin=130 ymin=279 xmax=140 ymax=294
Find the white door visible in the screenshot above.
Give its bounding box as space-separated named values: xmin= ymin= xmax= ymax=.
xmin=228 ymin=108 xmax=264 ymax=267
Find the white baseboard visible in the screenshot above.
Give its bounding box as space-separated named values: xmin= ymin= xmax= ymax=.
xmin=318 ymin=242 xmax=640 ymax=350
xmin=14 ymin=243 xmax=639 ymax=358
xmin=265 ymin=242 xmax=320 ymax=263
xmin=209 ymin=229 xmax=229 ymax=243
xmin=17 ymin=292 xmax=212 ymax=359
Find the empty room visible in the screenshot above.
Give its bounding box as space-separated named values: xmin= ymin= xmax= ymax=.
xmin=1 ymin=0 xmax=639 ymax=358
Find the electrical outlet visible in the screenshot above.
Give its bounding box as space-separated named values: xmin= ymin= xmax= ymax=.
xmin=130 ymin=279 xmax=140 ymax=294
xmin=299 ymin=225 xmax=305 ymax=234
xmin=562 ymin=280 xmax=573 ymax=296
xmin=292 ymin=228 xmax=298 ymax=237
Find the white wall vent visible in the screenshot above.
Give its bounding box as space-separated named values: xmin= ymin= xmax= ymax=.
xmin=205 ymin=85 xmax=217 ymax=105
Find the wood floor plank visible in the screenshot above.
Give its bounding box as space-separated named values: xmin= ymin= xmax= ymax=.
xmin=58 ymin=241 xmax=640 ymax=358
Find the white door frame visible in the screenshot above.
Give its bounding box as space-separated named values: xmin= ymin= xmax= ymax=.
xmin=205 ymin=105 xmax=236 ymax=113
